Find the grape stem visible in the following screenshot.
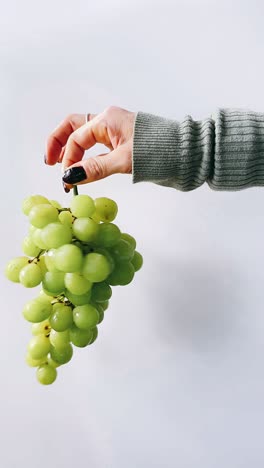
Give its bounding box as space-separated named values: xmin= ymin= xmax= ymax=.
xmin=51 ymin=295 xmax=73 ymax=308
xmin=29 ymin=250 xmax=46 ymax=263
xmin=73 ymin=186 xmax=78 ymax=196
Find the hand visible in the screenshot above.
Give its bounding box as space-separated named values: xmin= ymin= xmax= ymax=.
xmin=45 ymin=106 xmax=136 ymax=190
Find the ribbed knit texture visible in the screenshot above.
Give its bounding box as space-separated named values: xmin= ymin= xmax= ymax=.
xmin=132 ymin=108 xmax=264 ymax=191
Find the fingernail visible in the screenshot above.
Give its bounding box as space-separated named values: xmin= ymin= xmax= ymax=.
xmin=62 ymin=167 xmax=87 ymax=184
xmin=44 ymin=154 xmax=47 ymax=164
xmin=62 ymin=181 xmax=70 ymax=193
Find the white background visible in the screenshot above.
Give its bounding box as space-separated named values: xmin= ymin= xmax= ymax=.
xmin=1 ymin=1 xmax=264 ymax=467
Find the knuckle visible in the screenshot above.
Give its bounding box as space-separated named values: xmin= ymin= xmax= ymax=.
xmin=67 ymin=132 xmax=80 ymax=149
xmin=67 ymin=133 xmax=75 ymax=145
xmin=103 ymin=105 xmax=119 ymax=117
xmin=63 ymin=113 xmax=79 ymax=130
xmin=65 ymin=113 xmax=76 ymax=122
xmin=87 ymin=157 xmax=106 ymax=180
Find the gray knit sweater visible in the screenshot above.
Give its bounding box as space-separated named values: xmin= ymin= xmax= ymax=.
xmin=132 ymin=108 xmax=264 ymax=191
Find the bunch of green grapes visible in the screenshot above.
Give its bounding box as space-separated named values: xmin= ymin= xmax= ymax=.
xmin=5 ymin=192 xmax=143 ymax=385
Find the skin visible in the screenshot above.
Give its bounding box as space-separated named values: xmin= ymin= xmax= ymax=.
xmin=45 ymin=106 xmax=136 ymax=188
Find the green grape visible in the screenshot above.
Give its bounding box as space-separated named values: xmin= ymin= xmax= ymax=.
xmin=31 ymin=319 xmax=51 ymax=336
xmin=23 ymin=298 xmax=52 ymax=323
xmin=29 ymin=204 xmax=58 ymax=228
xmin=29 ymin=225 xmax=37 ymax=235
xmin=90 ymin=303 xmax=104 ymax=324
xmin=38 ymin=289 xmax=54 ymax=304
xmin=70 ymin=194 xmax=95 ymax=218
xmin=42 ymin=222 xmax=72 ymax=249
xmin=32 ymin=228 xmax=48 ymax=249
xmin=121 ymin=233 xmax=136 ymax=250
xmin=44 ymin=249 xmax=58 ymax=272
xmin=91 ymin=282 xmax=112 ymax=302
xmin=94 ymin=247 xmax=115 ymax=272
xmin=73 ymin=304 xmax=99 ymax=330
xmin=107 ymin=262 xmax=135 ymax=286
xmin=99 ymin=300 xmax=109 ymax=311
xmin=52 ymin=301 xmax=69 ymax=313
xmin=131 ymin=251 xmax=143 ymax=272
xmin=65 ymin=289 xmax=91 ymax=306
xmin=42 ymin=271 xmax=65 ymax=295
xmin=36 ymin=363 xmax=57 ymax=385
xmin=82 ymin=253 xmax=111 ymax=282
xmin=50 ymin=304 xmax=73 ymax=331
xmin=25 ymin=353 xmax=47 ymax=367
xmin=50 ymin=343 xmax=73 ymax=365
xmin=110 ymin=239 xmax=134 ymax=262
xmin=97 ymin=308 xmax=104 ymax=324
xmin=95 ymin=223 xmax=121 ymax=247
xmin=42 ymin=289 xmax=55 ymax=298
xmin=69 ymin=325 xmax=93 ymax=347
xmin=72 ymin=217 xmax=99 ymax=242
xmin=93 ymin=197 xmax=118 ymax=223
xmin=27 ymin=335 xmax=51 ymax=360
xmin=89 ymin=326 xmax=98 ymax=345
xmin=91 ymin=212 xmax=101 ymax=223
xmin=22 ymin=195 xmax=50 ymax=216
xmin=49 ymin=329 xmax=70 ymax=350
xmin=19 ymin=262 xmax=43 ymax=288
xmin=47 ymin=355 xmax=61 ymax=368
xmin=49 ymin=200 xmax=62 ymax=209
xmin=54 ymin=244 xmax=83 ymax=272
xmin=90 ymin=299 xmax=108 ymax=316
xmin=64 ymin=272 xmax=92 ymax=295
xmin=58 ymin=210 xmax=73 ymax=225
xmin=22 ymin=236 xmax=42 ymax=257
xmin=37 ymin=256 xmax=48 ymax=275
xmin=72 ymin=240 xmax=84 ymax=250
xmin=5 ymin=256 xmax=29 ymax=282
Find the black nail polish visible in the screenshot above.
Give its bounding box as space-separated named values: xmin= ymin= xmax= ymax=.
xmin=62 ymin=167 xmax=87 ymax=184
xmin=44 ymin=154 xmax=47 ymax=164
xmin=62 ymin=181 xmax=70 ymax=193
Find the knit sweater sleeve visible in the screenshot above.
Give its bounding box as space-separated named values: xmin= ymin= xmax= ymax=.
xmin=132 ymin=108 xmax=264 ymax=191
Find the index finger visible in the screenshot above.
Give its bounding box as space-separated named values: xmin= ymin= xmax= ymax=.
xmin=45 ymin=114 xmax=87 ymax=165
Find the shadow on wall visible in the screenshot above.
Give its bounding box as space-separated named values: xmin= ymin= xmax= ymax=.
xmin=146 ymin=255 xmax=244 ymax=353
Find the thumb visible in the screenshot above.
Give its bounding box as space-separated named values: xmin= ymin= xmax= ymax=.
xmin=62 ymin=144 xmax=132 ymax=186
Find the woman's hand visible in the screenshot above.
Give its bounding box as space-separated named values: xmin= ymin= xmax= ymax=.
xmin=45 ymin=106 xmax=136 ymax=190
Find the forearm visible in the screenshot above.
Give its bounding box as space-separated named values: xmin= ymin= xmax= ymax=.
xmin=132 ymin=108 xmax=264 ymax=191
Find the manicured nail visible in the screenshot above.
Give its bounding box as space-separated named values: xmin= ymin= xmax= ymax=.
xmin=62 ymin=181 xmax=70 ymax=193
xmin=44 ymin=154 xmax=47 ymax=164
xmin=62 ymin=166 xmax=87 ymax=184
